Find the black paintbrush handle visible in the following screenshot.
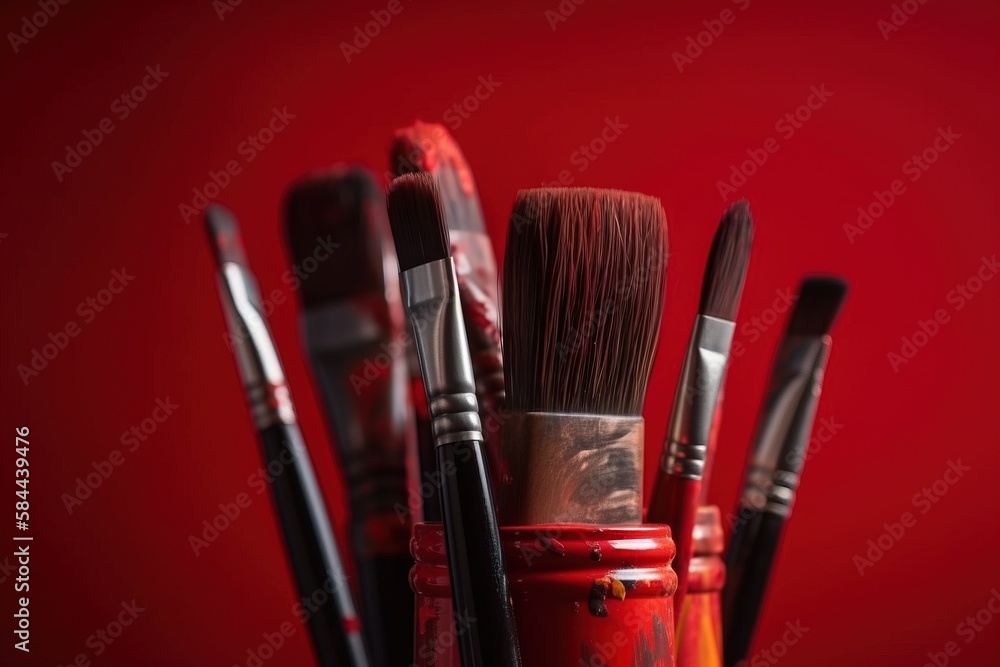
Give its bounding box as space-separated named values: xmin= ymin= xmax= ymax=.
xmin=354 ymin=551 xmax=415 ymax=667
xmin=722 ymin=510 xmax=785 ymax=667
xmin=436 ymin=440 xmax=521 ymax=667
xmin=417 ymin=413 xmax=442 ymax=522
xmin=259 ymin=422 xmax=368 ymax=667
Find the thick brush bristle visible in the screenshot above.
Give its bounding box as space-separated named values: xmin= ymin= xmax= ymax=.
xmin=699 ymin=200 xmax=754 ymax=320
xmin=283 ymin=166 xmax=386 ymax=306
xmin=502 ymin=188 xmax=668 ymax=416
xmin=787 ymin=276 xmax=848 ymax=336
xmin=386 ymin=173 xmax=451 ymax=271
xmin=204 ymin=204 xmax=248 ymax=268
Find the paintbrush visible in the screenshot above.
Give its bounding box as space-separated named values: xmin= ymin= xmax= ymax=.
xmin=283 ymin=166 xmax=413 ymax=667
xmin=203 ymin=204 xmax=370 ymax=667
xmin=501 ymin=187 xmax=668 ymax=526
xmin=722 ymin=276 xmax=847 ymax=667
xmin=390 ymin=122 xmax=504 ymax=495
xmin=648 ymin=200 xmax=753 ymax=620
xmin=386 ymin=173 xmax=521 ymax=667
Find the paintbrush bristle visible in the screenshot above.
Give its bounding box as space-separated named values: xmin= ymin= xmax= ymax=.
xmin=787 ymin=276 xmax=848 ymax=336
xmin=386 ymin=173 xmax=450 ymax=271
xmin=503 ymin=188 xmax=668 ymax=416
xmin=283 ymin=166 xmax=387 ymax=306
xmin=204 ymin=204 xmax=249 ymax=268
xmin=389 ymin=121 xmax=484 ymax=233
xmin=699 ymin=199 xmax=754 ymax=321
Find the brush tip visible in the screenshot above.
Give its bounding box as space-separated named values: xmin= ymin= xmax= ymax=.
xmin=204 ymin=204 xmax=248 ymax=267
xmin=503 ymin=187 xmax=668 ymax=416
xmin=283 ymin=165 xmax=386 ymax=306
xmin=699 ymin=199 xmax=754 ymax=321
xmin=787 ymin=276 xmax=848 ymax=336
xmin=386 ymin=172 xmax=450 ymax=271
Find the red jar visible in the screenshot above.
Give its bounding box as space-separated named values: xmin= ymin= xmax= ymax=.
xmin=674 ymin=506 xmax=725 ymax=667
xmin=411 ymin=522 xmax=677 ymax=667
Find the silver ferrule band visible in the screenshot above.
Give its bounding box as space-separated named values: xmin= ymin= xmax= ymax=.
xmin=663 ymin=315 xmax=735 ymax=479
xmin=219 ymin=263 xmax=295 ymax=429
xmin=400 ymin=258 xmax=483 ymax=446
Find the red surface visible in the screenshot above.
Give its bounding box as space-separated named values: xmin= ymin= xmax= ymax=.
xmin=1 ymin=1 xmax=998 ymax=665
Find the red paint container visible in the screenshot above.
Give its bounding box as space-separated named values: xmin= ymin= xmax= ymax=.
xmin=411 ymin=522 xmax=677 ymax=667
xmin=674 ymin=506 xmax=726 ymax=667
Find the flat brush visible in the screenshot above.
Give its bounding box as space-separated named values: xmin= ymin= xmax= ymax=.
xmin=390 ymin=122 xmax=504 ymax=496
xmin=203 ymin=205 xmax=369 ymax=667
xmin=284 ymin=166 xmax=413 ymax=667
xmin=722 ymin=276 xmax=847 ymax=667
xmin=648 ymin=201 xmax=753 ymax=622
xmin=386 ymin=173 xmax=521 ymax=667
xmin=501 ymin=187 xmax=668 ymax=526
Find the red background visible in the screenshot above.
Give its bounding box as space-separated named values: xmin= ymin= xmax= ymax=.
xmin=1 ymin=0 xmax=998 ymax=665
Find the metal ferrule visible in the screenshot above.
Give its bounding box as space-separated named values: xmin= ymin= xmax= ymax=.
xmin=764 ymin=338 xmax=832 ymax=518
xmin=740 ymin=335 xmax=827 ymax=507
xmin=501 ymin=412 xmax=644 ymax=525
xmin=301 ymin=300 xmax=411 ymax=444
xmin=217 ymin=263 xmax=295 ymax=429
xmin=301 ymin=299 xmax=412 ymax=528
xmin=661 ymin=315 xmax=736 ymax=480
xmin=400 ymin=258 xmax=482 ymax=447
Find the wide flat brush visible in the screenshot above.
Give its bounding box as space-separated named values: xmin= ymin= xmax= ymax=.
xmin=390 ymin=122 xmax=504 ymax=494
xmin=648 ymin=201 xmax=753 ymax=622
xmin=722 ymin=277 xmax=847 ymax=667
xmin=204 ymin=205 xmax=369 ymax=667
xmin=501 ymin=187 xmax=668 ymax=526
xmin=386 ymin=173 xmax=521 ymax=667
xmin=284 ymin=167 xmax=413 ymax=667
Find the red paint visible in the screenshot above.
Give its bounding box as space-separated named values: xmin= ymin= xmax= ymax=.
xmin=411 ymin=522 xmax=677 ymax=666
xmin=393 ymin=121 xmax=476 ymax=196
